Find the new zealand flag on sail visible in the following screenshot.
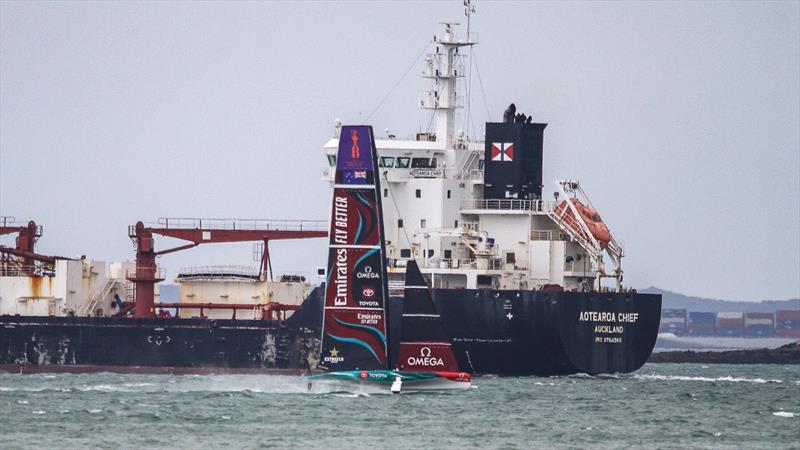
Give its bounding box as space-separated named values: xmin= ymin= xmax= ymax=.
xmin=335 ymin=127 xmax=376 ymax=185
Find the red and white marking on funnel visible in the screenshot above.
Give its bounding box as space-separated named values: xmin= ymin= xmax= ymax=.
xmin=491 ymin=142 xmax=514 ymax=161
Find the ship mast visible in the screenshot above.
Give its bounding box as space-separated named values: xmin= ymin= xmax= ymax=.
xmin=420 ymin=13 xmax=476 ymax=149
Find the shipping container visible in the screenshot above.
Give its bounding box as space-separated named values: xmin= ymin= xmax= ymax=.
xmin=745 ymin=325 xmax=775 ymax=337
xmin=717 ymin=327 xmax=743 ymax=337
xmin=688 ymin=312 xmax=716 ymax=335
xmin=659 ymin=309 xmax=687 ymax=334
xmin=775 ymin=310 xmax=800 ymax=337
xmin=689 ymin=312 xmax=716 ymax=325
xmin=688 ymin=326 xmax=715 ymax=336
xmin=716 ymin=312 xmax=744 ymax=337
xmin=745 ymin=312 xmax=775 ymax=337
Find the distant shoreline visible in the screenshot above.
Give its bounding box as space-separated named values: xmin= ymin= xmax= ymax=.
xmin=648 ymin=342 xmax=800 ymax=364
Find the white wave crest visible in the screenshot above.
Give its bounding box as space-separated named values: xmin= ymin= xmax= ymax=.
xmin=773 ymin=412 xmax=795 ymax=418
xmin=635 ymin=374 xmax=782 ymax=384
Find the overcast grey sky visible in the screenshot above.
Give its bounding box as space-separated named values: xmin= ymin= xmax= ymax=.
xmin=1 ymin=1 xmax=798 ymax=301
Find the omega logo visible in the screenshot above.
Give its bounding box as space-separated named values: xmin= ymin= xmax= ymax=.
xmin=406 ymin=346 xmax=444 ymax=367
xmin=357 ymin=265 xmax=379 ymax=279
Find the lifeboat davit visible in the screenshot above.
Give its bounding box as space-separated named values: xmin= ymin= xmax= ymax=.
xmin=554 ymin=199 xmax=612 ymax=249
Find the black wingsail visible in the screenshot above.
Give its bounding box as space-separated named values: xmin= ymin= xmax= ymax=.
xmin=395 ymin=260 xmax=460 ymax=372
xmin=319 ymin=125 xmax=390 ymax=372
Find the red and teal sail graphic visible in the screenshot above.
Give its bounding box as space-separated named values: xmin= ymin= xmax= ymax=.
xmin=320 ymin=125 xmax=389 ymax=371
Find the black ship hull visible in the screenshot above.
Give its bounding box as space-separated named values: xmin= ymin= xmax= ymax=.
xmin=0 ymin=289 xmax=660 ymax=376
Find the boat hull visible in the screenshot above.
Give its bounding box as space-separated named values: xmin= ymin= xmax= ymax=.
xmin=427 ymin=289 xmax=662 ymax=375
xmin=0 ymin=289 xmax=660 ymax=376
xmin=309 ymin=370 xmax=471 ymax=391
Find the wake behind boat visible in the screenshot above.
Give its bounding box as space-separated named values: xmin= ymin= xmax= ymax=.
xmin=309 ymin=125 xmax=470 ymax=393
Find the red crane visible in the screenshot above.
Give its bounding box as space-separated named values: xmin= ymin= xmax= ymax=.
xmin=128 ymin=218 xmax=327 ymax=318
xmin=0 ymin=217 xmax=47 ymax=272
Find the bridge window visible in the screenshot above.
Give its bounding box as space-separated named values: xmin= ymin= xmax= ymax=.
xmin=415 ymin=189 xmax=421 ymax=198
xmin=327 ymin=155 xmax=336 ymax=166
xmin=384 ymin=188 xmax=388 ymax=198
xmin=427 ymin=249 xmax=434 ymax=257
xmin=447 ymin=190 xmax=451 ymax=199
xmin=420 ymin=219 xmax=427 ymax=228
xmin=400 ymin=249 xmax=411 ymax=258
xmin=396 ymin=157 xmax=410 ymax=168
xmin=444 ymin=250 xmax=452 ymax=259
xmin=397 ymin=219 xmax=404 ymax=228
xmin=477 ymin=275 xmax=496 ymax=288
xmin=379 ymin=157 xmax=395 ymax=168
xmin=411 ymin=158 xmax=435 ymax=168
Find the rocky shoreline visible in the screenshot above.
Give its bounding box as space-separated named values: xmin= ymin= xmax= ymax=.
xmin=648 ymin=342 xmax=800 ymax=364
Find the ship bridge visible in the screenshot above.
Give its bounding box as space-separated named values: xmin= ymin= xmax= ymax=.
xmin=321 ymin=19 xmax=625 ymax=293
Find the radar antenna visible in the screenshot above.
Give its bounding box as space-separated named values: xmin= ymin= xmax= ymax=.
xmin=464 ymin=0 xmax=476 ymax=35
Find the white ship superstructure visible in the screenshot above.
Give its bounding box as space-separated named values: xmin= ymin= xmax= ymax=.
xmin=323 ymin=21 xmax=624 ymax=293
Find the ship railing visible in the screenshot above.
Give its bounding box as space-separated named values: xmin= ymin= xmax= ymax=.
xmin=458 ymin=169 xmax=484 ymax=180
xmin=125 ymin=267 xmax=166 ymax=281
xmin=530 ymin=230 xmax=568 ymax=241
xmin=419 ymin=92 xmax=464 ymax=109
xmin=460 ymin=199 xmax=550 ymax=212
xmin=430 ymin=258 xmax=503 ymax=270
xmin=156 ymin=218 xmax=327 ymax=232
xmin=177 ymin=265 xmax=260 ymax=279
xmin=0 ymin=265 xmax=55 ymax=277
xmin=0 ymin=216 xmax=16 ymax=227
xmin=462 ymin=221 xmax=480 ymax=231
xmin=433 ymin=30 xmax=479 ymax=45
xmin=79 ymin=276 xmax=120 ymax=316
xmin=421 ymin=62 xmax=466 ymax=79
xmin=564 ymin=261 xmax=592 ymax=274
xmin=531 ymin=230 xmax=553 ymax=241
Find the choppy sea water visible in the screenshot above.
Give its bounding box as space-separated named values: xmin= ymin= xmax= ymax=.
xmin=1 ymin=364 xmax=798 ymax=449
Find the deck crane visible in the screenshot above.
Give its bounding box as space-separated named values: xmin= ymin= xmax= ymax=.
xmin=0 ymin=217 xmax=42 ymax=266
xmin=128 ymin=218 xmax=327 ymax=318
xmin=0 ymin=217 xmax=68 ymax=275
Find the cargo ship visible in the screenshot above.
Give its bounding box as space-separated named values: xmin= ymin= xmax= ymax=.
xmin=0 ymin=12 xmax=662 ymax=376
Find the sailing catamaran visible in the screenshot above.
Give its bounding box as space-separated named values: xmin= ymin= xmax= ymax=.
xmin=311 ymin=125 xmax=471 ymax=392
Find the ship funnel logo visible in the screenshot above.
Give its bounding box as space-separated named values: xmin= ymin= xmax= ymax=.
xmin=491 ymin=142 xmax=514 ymax=162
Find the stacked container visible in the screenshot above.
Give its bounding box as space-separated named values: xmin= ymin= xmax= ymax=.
xmin=659 ymin=309 xmax=688 ymax=335
xmin=716 ymin=312 xmax=744 ymax=337
xmin=775 ymin=310 xmax=800 ymax=337
xmin=688 ymin=312 xmax=716 ymax=336
xmin=745 ymin=312 xmax=775 ymax=337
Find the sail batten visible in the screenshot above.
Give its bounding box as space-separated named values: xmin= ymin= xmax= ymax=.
xmin=320 ymin=126 xmax=390 ymax=371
